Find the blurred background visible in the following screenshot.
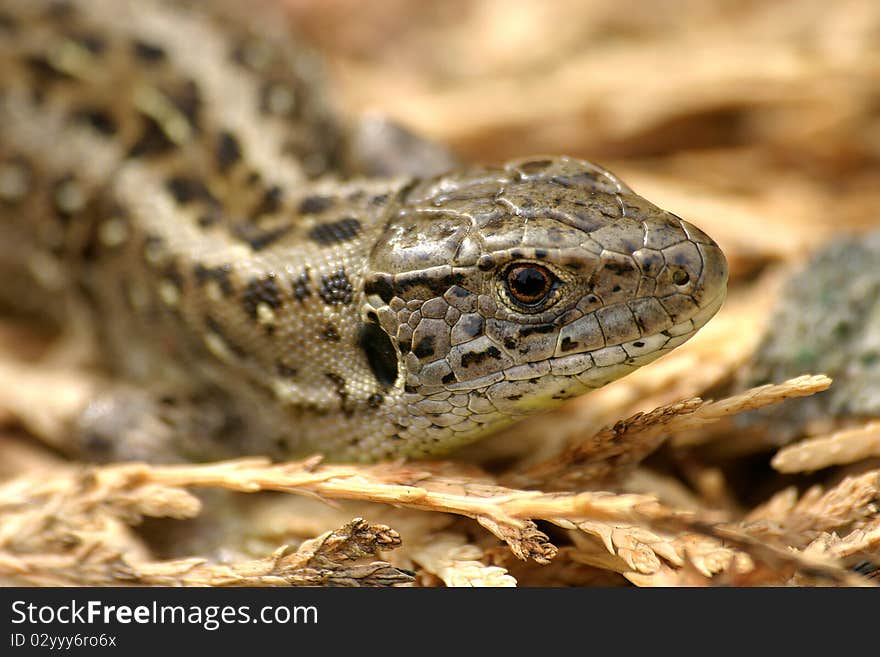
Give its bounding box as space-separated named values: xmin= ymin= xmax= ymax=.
xmin=284 ymin=0 xmax=880 ymax=288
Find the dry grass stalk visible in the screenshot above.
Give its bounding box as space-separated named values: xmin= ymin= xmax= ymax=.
xmin=1 ymin=516 xmax=412 ymax=587
xmin=745 ymin=470 xmax=880 ymax=546
xmin=566 ymin=520 xmax=683 ymax=575
xmin=90 ymin=458 xmax=686 ymax=563
xmin=772 ymin=422 xmax=880 ymax=472
xmin=0 ymin=458 xmax=412 ymax=586
xmin=404 ymin=532 xmax=516 ymax=587
xmin=671 ymin=374 xmax=832 ymax=447
xmin=485 ymin=545 xmax=629 ymax=586
xmin=803 ymin=522 xmax=880 ymax=562
xmin=512 ymin=375 xmax=831 ymax=489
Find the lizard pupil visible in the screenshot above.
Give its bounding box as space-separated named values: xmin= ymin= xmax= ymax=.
xmin=506 ymin=264 xmax=553 ymax=306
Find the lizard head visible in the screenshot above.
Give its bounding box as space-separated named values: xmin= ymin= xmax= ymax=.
xmin=361 ymin=157 xmax=727 ymax=457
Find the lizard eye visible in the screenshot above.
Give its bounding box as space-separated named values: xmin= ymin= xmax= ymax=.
xmin=504 ymin=263 xmax=556 ymax=308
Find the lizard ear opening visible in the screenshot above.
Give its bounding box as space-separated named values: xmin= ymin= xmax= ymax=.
xmin=359 ymin=321 xmax=399 ymax=388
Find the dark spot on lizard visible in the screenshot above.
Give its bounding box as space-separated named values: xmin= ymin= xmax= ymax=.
xmin=364 ymin=274 xmax=394 ymax=304
xmin=318 ymin=269 xmax=354 ymax=305
xmin=291 ymin=269 xmax=312 ymax=301
xmin=307 ymin=217 xmax=362 ymax=246
xmin=559 ymin=337 xmax=580 ymax=352
xmin=161 ymin=261 xmax=184 ymax=291
xmin=460 ymin=346 xmax=502 ymax=369
xmin=233 ymin=223 xmax=291 ymax=251
xmin=446 ymin=285 xmax=471 ymax=299
xmin=322 ymin=323 xmax=341 ymax=342
xmin=442 ymin=372 xmax=457 ymax=384
xmin=324 ymin=372 xmax=350 ymax=415
xmin=392 ymin=271 xmax=466 ymax=298
xmin=194 ymin=263 xmax=234 ymax=297
xmin=367 ymin=393 xmax=384 ymax=409
xmin=518 ymin=323 xmax=554 ymax=337
xmin=412 ymin=334 xmax=436 ymax=359
xmin=242 ymin=274 xmax=282 ymax=319
xmin=454 ymin=315 xmax=483 ymax=340
xmin=26 ymin=55 xmax=74 ymax=82
xmin=359 ymin=322 xmax=398 ymax=387
xmin=80 ymin=199 xmax=127 ymax=261
xmin=216 ymin=131 xmax=242 ymax=173
xmin=129 ymin=79 xmax=202 ymax=157
xmin=70 ymin=32 xmax=107 ymax=55
xmin=70 ymin=107 xmax=117 ymax=137
xmin=197 ymin=212 xmax=220 ymax=228
xmin=128 ymin=117 xmax=174 ymax=158
xmin=603 ymin=260 xmax=637 ymax=276
xmin=298 ymin=195 xmax=334 ymax=215
xmin=229 ymin=40 xmax=274 ymax=72
xmin=131 ymin=39 xmax=167 ymax=63
xmin=251 ymin=185 xmax=283 ymax=218
xmin=171 ymin=78 xmax=202 ymax=128
xmin=165 ymin=176 xmax=219 ymax=206
xmin=276 ymin=362 xmax=298 ymax=378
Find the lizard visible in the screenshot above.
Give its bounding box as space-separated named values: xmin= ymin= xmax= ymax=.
xmin=0 ymin=0 xmax=728 ymax=463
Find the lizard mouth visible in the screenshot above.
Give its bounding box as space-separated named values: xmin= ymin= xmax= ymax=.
xmin=541 ymin=286 xmax=726 ymax=383
xmin=442 ymin=287 xmax=726 ymax=394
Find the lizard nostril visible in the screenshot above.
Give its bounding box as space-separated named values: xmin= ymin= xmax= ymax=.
xmin=672 ymin=269 xmax=690 ymax=286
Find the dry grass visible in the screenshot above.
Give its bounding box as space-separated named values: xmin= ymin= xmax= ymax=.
xmin=1 ymin=372 xmax=873 ymax=586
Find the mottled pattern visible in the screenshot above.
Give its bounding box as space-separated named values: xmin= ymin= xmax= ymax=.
xmin=0 ymin=0 xmax=727 ymax=462
xmin=737 ymin=232 xmax=880 ymax=441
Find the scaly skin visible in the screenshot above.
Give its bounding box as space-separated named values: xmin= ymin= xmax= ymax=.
xmin=0 ymin=0 xmax=728 ymax=462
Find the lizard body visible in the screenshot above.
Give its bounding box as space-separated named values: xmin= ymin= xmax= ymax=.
xmin=0 ymin=0 xmax=728 ymax=461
